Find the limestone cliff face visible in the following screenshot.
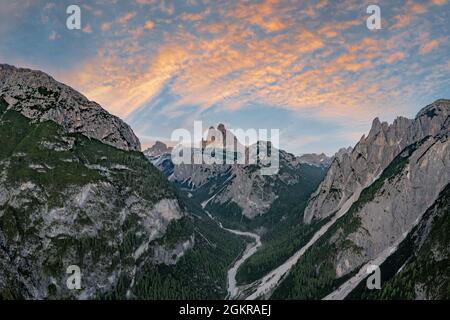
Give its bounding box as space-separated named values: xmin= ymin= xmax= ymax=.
xmin=271 ymin=100 xmax=449 ymax=300
xmin=147 ymin=140 xmax=325 ymax=220
xmin=0 ymin=180 xmax=183 ymax=299
xmin=304 ymin=99 xmax=450 ymax=224
xmin=334 ymin=131 xmax=450 ymax=278
xmin=0 ymin=64 xmax=141 ymax=151
xmin=145 ymin=124 xmax=327 ymax=220
xmin=172 ymin=160 xmax=232 ymax=191
xmin=143 ymin=141 xmax=173 ymax=157
xmin=0 ymin=67 xmax=186 ymax=299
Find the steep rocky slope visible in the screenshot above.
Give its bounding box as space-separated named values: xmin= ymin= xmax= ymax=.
xmin=146 ymin=127 xmax=326 ymax=224
xmin=298 ymin=153 xmax=333 ymax=168
xmin=143 ymin=141 xmax=173 ymax=157
xmin=304 ymin=99 xmax=450 ymax=223
xmin=145 ymin=128 xmax=327 ymax=286
xmin=334 ymin=134 xmax=449 ymax=279
xmin=0 ymin=67 xmax=245 ymax=299
xmin=272 ymin=99 xmax=450 ymax=299
xmin=0 ymin=64 xmax=141 ymax=151
xmin=0 ymin=97 xmax=181 ymax=298
xmin=347 ymin=184 xmax=449 ymax=299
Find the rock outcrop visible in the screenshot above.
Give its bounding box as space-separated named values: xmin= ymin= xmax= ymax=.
xmin=335 ymin=130 xmax=449 ymax=278
xmin=145 ymin=125 xmax=326 ymax=220
xmin=271 ymin=99 xmax=449 ymax=300
xmin=304 ymin=99 xmax=450 ymax=223
xmin=0 ymin=67 xmax=186 ymax=299
xmin=143 ymin=141 xmax=173 ymax=157
xmin=0 ymin=64 xmax=141 ymax=151
xmin=297 ymin=153 xmax=333 ymax=168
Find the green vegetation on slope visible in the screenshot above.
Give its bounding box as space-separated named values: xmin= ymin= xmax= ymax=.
xmin=133 ymin=218 xmax=245 ymax=299
xmin=0 ymin=109 xmax=176 ymax=205
xmin=211 ymin=164 xmax=327 ymax=285
xmin=103 ymin=196 xmax=246 ymax=300
xmin=271 ymin=142 xmax=419 ymax=299
xmin=0 ymin=105 xmax=245 ymax=299
xmin=235 ymin=210 xmax=329 ymax=285
xmin=0 ymin=97 xmax=7 ymax=114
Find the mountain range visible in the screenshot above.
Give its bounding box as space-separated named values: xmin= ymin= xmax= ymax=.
xmin=0 ymin=64 xmax=448 ymax=300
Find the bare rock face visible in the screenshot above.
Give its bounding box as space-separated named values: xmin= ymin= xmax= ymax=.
xmin=146 ymin=125 xmax=326 ymax=220
xmin=304 ymin=99 xmax=450 ymax=224
xmin=212 ymin=163 xmax=278 ymax=219
xmin=152 ymin=235 xmax=195 ymax=265
xmin=143 ymin=141 xmax=173 ymax=157
xmin=0 ymin=64 xmax=141 ymax=151
xmin=0 ymin=67 xmax=187 ymax=299
xmin=201 ymin=150 xmax=324 ymax=219
xmin=0 ymin=181 xmax=183 ymax=299
xmin=172 ymin=161 xmax=232 ymax=190
xmin=334 ymin=131 xmax=450 ymax=278
xmin=297 ymin=153 xmax=333 ymax=168
xmin=333 ymin=147 xmax=353 ymax=162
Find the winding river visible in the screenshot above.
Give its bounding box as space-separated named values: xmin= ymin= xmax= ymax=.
xmin=202 ymin=173 xmax=382 ymax=300
xmin=202 ymin=209 xmax=261 ymax=299
xmin=224 ymin=227 xmax=261 ymax=299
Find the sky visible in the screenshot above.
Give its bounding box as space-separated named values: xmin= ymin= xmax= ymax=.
xmin=0 ymin=0 xmax=449 ymax=155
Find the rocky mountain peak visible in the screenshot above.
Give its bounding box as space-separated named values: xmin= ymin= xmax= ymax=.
xmin=369 ymin=117 xmax=381 ymax=132
xmin=154 ymin=140 xmax=169 ymax=149
xmin=416 ymin=98 xmax=450 ymax=119
xmin=144 ymin=141 xmax=173 ymax=157
xmin=0 ymin=64 xmax=141 ymax=151
xmin=414 ymin=99 xmax=450 ymax=137
xmin=303 ymin=99 xmax=450 ymax=223
xmin=334 ymin=146 xmax=353 ymax=162
xmin=297 ymin=153 xmax=333 ymax=168
xmin=217 ymin=123 xmax=226 ymax=134
xmin=202 ymin=123 xmax=240 ymax=149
